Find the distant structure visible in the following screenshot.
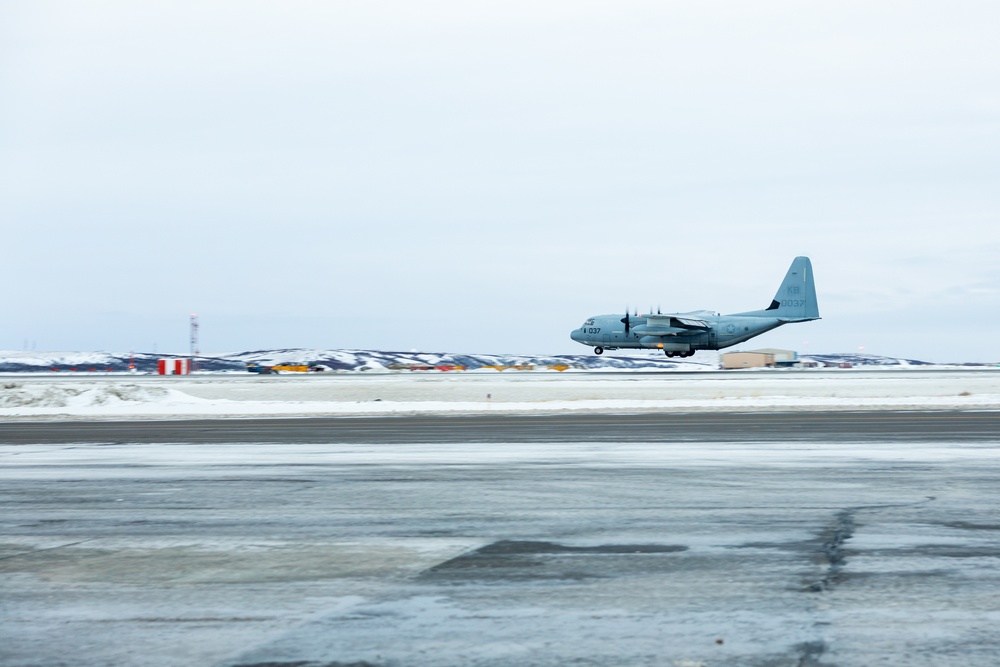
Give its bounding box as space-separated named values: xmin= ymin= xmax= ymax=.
xmin=190 ymin=314 xmax=199 ymax=372
xmin=721 ymin=348 xmax=799 ymax=369
xmin=158 ymin=358 xmax=191 ymax=375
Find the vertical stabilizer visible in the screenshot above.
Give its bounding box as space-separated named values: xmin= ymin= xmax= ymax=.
xmin=762 ymin=256 xmax=819 ymax=320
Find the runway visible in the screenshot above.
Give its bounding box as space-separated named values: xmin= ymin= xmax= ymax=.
xmin=2 ymin=409 xmax=1000 ymax=444
xmin=3 ymin=412 xmax=1000 ymax=666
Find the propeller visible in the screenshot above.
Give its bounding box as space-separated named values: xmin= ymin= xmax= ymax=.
xmin=621 ymin=307 xmax=631 ymax=335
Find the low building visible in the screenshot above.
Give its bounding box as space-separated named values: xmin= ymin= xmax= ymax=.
xmin=720 ymin=349 xmax=798 ymax=369
xmin=751 ymin=348 xmax=799 ymax=367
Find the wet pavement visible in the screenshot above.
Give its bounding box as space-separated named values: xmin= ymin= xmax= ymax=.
xmin=2 ymin=413 xmax=1000 ymax=666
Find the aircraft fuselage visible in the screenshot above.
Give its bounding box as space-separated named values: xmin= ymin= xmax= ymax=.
xmin=569 ymin=256 xmax=820 ymax=357
xmin=570 ymin=313 xmax=784 ymax=356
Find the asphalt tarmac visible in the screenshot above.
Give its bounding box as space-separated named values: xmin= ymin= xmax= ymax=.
xmin=2 ymin=409 xmax=1000 ymax=444
xmin=3 ymin=411 xmax=1000 ymax=666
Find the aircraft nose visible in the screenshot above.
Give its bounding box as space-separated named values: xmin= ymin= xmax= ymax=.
xmin=570 ymin=328 xmax=582 ymax=342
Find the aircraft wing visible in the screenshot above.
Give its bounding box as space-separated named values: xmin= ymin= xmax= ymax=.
xmin=642 ymin=312 xmax=711 ymax=329
xmin=631 ymin=324 xmax=687 ymax=337
xmin=631 ymin=311 xmax=711 ymax=337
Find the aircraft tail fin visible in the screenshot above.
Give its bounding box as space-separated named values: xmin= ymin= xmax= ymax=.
xmin=738 ymin=256 xmax=820 ymax=320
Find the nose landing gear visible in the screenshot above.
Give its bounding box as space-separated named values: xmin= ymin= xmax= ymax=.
xmin=594 ymin=347 xmax=604 ymax=355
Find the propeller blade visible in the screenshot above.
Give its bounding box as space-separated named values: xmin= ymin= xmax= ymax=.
xmin=621 ymin=307 xmax=631 ymax=335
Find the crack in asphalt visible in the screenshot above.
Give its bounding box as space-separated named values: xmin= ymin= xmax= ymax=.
xmin=0 ymin=538 xmax=95 ymax=562
xmin=806 ymin=509 xmax=856 ymax=593
xmin=805 ymin=496 xmax=937 ymax=594
xmin=797 ymin=496 xmax=939 ymax=666
xmin=795 ymin=640 xmax=830 ymax=666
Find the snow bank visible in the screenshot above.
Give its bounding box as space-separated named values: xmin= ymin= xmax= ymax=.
xmin=0 ymin=381 xmax=204 ymax=410
xmin=2 ymin=370 xmax=1000 ymax=420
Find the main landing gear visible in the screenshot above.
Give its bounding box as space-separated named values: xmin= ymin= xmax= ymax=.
xmin=594 ymin=347 xmax=604 ymax=355
xmin=665 ymin=350 xmax=695 ymax=358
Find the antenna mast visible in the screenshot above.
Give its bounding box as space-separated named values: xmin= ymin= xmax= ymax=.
xmin=190 ymin=314 xmax=199 ymax=372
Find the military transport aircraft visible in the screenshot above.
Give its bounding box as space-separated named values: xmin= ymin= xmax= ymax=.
xmin=570 ymin=256 xmax=819 ymax=357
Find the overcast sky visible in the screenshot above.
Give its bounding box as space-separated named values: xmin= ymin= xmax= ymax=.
xmin=2 ymin=1 xmax=998 ymax=362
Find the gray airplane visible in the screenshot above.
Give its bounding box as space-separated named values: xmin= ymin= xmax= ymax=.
xmin=570 ymin=256 xmax=819 ymax=357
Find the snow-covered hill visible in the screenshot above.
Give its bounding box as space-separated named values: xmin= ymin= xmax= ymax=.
xmin=0 ymin=349 xmax=714 ymax=373
xmin=0 ymin=348 xmax=973 ymax=373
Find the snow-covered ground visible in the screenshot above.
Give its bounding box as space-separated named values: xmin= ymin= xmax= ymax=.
xmin=2 ymin=368 xmax=999 ymax=420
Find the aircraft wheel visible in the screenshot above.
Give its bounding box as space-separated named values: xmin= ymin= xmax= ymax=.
xmin=665 ymin=351 xmax=674 ymax=357
xmin=594 ymin=347 xmax=604 ymax=355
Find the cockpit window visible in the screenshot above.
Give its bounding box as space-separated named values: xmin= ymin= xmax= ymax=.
xmin=584 ymin=319 xmax=595 ymax=326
